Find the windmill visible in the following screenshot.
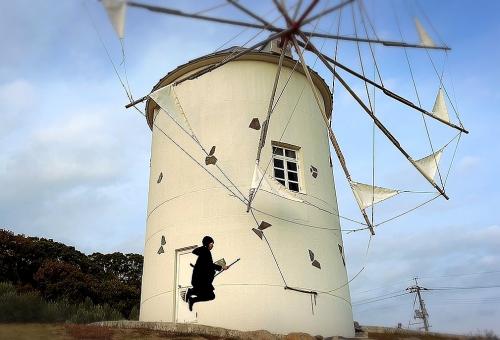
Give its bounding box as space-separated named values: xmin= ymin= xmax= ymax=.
xmin=98 ymin=0 xmax=468 ymax=337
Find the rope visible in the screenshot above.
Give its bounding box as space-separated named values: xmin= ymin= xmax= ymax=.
xmin=413 ymin=0 xmax=446 ymax=47
xmin=444 ymin=132 xmax=462 ymax=187
xmin=192 ymin=2 xmax=229 ymax=16
xmin=444 ymin=50 xmax=463 ymax=126
xmin=248 ymin=7 xmax=324 ymax=206
xmin=330 ymin=6 xmax=342 ymax=118
xmin=251 ymin=1 xmax=338 ymax=209
xmin=119 ymin=39 xmax=134 ymax=102
xmin=375 ymin=194 xmax=441 ymax=227
xmin=146 ymin=112 xmax=249 ymax=207
xmin=250 ymin=209 xmax=287 ymax=286
xmin=392 ymin=1 xmax=445 ymax=188
xmin=82 ymin=1 xmax=133 ymax=102
xmin=327 ymin=233 xmax=372 ymax=293
xmin=251 ymin=206 xmax=364 ymax=232
xmin=161 ymin=86 xmax=248 ymax=202
xmin=424 ymin=48 xmax=465 ymax=127
xmin=351 ymin=2 xmax=381 ymax=226
xmin=357 ymin=0 xmax=384 ymax=86
xmin=358 ymin=0 xmax=380 ymax=40
xmin=214 ymin=4 xmax=289 ymax=53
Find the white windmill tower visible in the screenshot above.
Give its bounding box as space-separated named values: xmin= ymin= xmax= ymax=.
xmin=140 ymin=41 xmax=353 ymax=336
xmin=99 ymin=0 xmax=468 ymax=337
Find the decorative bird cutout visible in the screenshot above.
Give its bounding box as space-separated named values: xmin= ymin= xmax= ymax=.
xmin=252 ymin=228 xmax=263 ymax=239
xmin=157 ymin=172 xmax=163 ymax=183
xmin=249 ymin=118 xmax=261 ymax=130
xmin=258 ymin=221 xmax=271 ymax=230
xmin=308 ymin=249 xmax=321 ymax=269
xmin=338 ymin=244 xmax=345 ymax=267
xmin=205 ymin=146 xmax=217 ymax=165
xmin=310 ymin=165 xmax=318 ymax=178
xmin=308 ymin=249 xmax=315 ymax=261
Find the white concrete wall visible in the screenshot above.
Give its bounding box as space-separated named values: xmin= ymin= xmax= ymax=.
xmin=140 ymin=58 xmax=354 ymax=337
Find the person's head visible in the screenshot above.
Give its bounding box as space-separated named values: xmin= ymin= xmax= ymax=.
xmin=202 ymin=236 xmax=214 ymax=250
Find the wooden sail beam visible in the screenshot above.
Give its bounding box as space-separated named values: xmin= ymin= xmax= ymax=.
xmin=300 ymin=0 xmax=354 ymax=26
xmin=296 ymin=31 xmax=449 ymax=200
xmin=290 ymin=36 xmax=375 ymax=235
xmin=300 ymin=31 xmax=451 ymax=51
xmin=227 ymin=0 xmax=458 ymax=133
xmin=272 ymin=0 xmax=294 ymax=26
xmin=127 ymin=1 xmax=447 ymax=51
xmin=226 ymin=0 xmax=272 ymax=27
xmin=127 ymin=1 xmax=265 ymax=30
xmin=246 ymin=38 xmax=289 ymax=212
xmin=294 ymin=39 xmax=468 ymax=134
xmin=295 ymin=0 xmax=320 ymax=26
xmin=292 ymin=0 xmax=304 ymax=20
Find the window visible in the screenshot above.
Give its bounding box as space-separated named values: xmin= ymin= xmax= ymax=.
xmin=272 ymin=143 xmax=301 ymax=192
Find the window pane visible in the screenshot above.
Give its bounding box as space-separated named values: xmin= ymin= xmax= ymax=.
xmin=288 ymin=182 xmax=299 ymax=192
xmin=288 ymin=171 xmax=298 ymax=182
xmin=273 ymin=147 xmax=283 ymax=155
xmin=273 ymin=158 xmax=284 ymax=169
xmin=287 ymin=161 xmax=297 ymax=171
xmin=277 ymin=179 xmax=286 ymax=186
xmin=274 ymin=169 xmax=285 ymax=179
xmin=285 ymin=149 xmax=296 ymax=158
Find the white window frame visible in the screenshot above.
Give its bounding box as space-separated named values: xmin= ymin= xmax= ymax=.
xmin=271 ymin=142 xmax=303 ymax=193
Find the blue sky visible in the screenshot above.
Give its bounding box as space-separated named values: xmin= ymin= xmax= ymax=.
xmin=1 ymin=0 xmax=499 ymax=335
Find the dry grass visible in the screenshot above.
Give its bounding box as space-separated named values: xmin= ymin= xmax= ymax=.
xmin=367 ymin=331 xmax=462 ymax=340
xmin=64 ymin=324 xmax=115 ymax=339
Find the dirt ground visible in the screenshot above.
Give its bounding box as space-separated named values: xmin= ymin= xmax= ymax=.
xmin=0 ymin=323 xmax=222 ymax=340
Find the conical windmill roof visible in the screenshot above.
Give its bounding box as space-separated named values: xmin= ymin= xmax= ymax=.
xmin=145 ymin=46 xmax=333 ymax=130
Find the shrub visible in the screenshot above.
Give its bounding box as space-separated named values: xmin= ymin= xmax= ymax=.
xmin=0 ymin=281 xmax=16 ymax=296
xmin=129 ymin=305 xmax=139 ymax=320
xmin=0 ymin=281 xmax=123 ymax=323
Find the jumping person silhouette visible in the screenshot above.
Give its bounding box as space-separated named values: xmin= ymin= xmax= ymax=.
xmin=186 ymin=236 xmax=228 ymax=311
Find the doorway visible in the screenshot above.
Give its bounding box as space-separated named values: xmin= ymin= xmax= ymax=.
xmin=174 ymin=245 xmax=198 ymax=323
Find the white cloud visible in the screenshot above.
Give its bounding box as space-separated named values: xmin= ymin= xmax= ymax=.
xmin=0 ymin=79 xmax=36 ymax=137
xmin=457 ymin=155 xmax=481 ymax=173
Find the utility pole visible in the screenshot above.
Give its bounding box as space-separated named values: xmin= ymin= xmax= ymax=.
xmin=406 ymin=278 xmax=430 ymax=332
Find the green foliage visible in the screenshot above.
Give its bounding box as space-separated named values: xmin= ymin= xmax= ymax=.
xmin=0 ymin=281 xmax=16 ymax=295
xmin=0 ymin=282 xmax=122 ymax=323
xmin=0 ymin=228 xmax=143 ymax=318
xmin=129 ymin=305 xmax=140 ymax=320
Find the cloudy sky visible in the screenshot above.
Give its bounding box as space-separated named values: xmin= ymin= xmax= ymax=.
xmin=1 ymin=0 xmax=499 ymax=335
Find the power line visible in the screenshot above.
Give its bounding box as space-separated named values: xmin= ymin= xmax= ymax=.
xmin=352 ymin=292 xmax=411 ymax=306
xmin=419 ymin=270 xmax=500 ymax=279
xmin=427 ymin=284 xmax=500 ymax=291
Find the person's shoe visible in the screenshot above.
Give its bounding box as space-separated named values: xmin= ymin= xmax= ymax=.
xmin=188 ymin=297 xmax=194 ymax=312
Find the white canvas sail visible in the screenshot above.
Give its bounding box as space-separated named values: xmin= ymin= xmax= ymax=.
xmin=149 ymin=85 xmax=194 ymax=134
xmin=432 ymin=88 xmax=450 ymax=123
xmin=351 ymin=181 xmax=399 ymax=210
xmin=415 ymin=18 xmax=435 ymax=47
xmin=250 ymin=165 xmax=303 ymax=202
xmin=102 ymin=0 xmax=126 ymax=39
xmin=415 ymin=149 xmax=443 ymax=180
